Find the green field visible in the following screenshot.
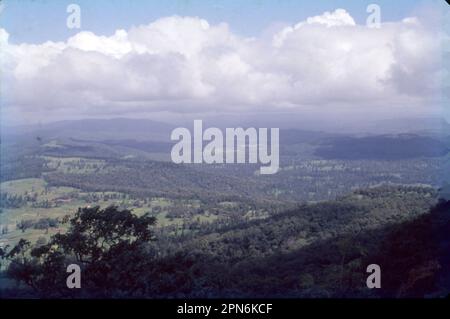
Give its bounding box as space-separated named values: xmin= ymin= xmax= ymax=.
xmin=0 ymin=172 xmax=219 ymax=247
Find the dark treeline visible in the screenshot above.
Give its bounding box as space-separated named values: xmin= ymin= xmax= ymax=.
xmin=16 ymin=217 xmax=60 ymax=233
xmin=315 ymin=135 xmax=449 ymax=160
xmin=44 ymin=158 xmax=263 ymax=201
xmin=0 ymin=156 xmax=51 ymax=182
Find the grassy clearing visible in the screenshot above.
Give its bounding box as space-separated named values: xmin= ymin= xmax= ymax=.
xmin=1 ymin=178 xmax=46 ymax=195
xmin=0 ymin=177 xmax=219 ymax=247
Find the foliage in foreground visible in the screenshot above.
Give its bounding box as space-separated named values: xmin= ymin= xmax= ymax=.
xmin=2 ymin=206 xmax=156 ymax=297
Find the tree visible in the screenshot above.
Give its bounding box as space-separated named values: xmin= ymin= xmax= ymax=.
xmin=0 ymin=245 xmax=8 ymax=271
xmin=5 ymin=206 xmax=157 ymax=297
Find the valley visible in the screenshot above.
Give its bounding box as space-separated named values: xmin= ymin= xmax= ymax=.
xmin=0 ymin=118 xmax=449 ymax=298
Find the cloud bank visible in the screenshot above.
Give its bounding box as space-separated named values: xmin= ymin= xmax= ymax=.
xmin=0 ymin=9 xmax=446 ymax=122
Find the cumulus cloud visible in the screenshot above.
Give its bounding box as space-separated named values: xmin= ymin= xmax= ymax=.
xmin=0 ymin=9 xmax=445 ymax=121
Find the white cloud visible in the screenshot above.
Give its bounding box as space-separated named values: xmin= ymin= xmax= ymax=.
xmin=0 ymin=9 xmax=445 ymax=122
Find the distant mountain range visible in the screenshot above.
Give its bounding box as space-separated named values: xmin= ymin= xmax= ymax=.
xmin=2 ymin=117 xmax=450 ymax=161
xmin=315 ymin=134 xmax=450 ymax=160
xmin=2 ymin=118 xmax=175 ymax=142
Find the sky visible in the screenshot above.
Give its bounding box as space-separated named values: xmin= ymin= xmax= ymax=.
xmin=0 ymin=0 xmax=449 ymax=125
xmin=0 ymin=0 xmax=435 ymax=43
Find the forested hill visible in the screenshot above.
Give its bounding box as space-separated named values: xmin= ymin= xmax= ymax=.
xmin=178 ymin=186 xmax=435 ymax=260
xmin=315 ymin=134 xmax=449 ymax=160
xmin=151 ymin=186 xmax=448 ymax=298
xmin=1 ymin=185 xmax=446 ymax=298
xmin=214 ymin=198 xmax=450 ymax=298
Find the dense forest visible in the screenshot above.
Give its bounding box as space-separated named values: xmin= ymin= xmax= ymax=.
xmin=1 ymin=185 xmax=448 ymax=298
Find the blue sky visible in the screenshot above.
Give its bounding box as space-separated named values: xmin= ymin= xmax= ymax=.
xmin=0 ymin=0 xmax=435 ymax=44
